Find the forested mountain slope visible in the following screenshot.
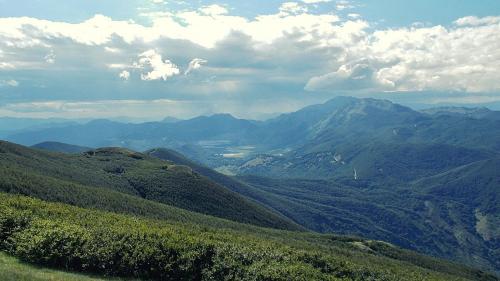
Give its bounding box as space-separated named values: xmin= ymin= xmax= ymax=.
xmin=236 ymin=158 xmax=500 ymax=274
xmin=0 ymin=141 xmax=299 ymax=230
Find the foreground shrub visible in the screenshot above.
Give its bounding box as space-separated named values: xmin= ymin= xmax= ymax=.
xmin=0 ymin=193 xmax=490 ymax=281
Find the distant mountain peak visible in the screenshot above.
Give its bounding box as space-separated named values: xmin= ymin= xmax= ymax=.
xmin=208 ymin=113 xmax=239 ymax=119
xmin=326 ymin=96 xmax=409 ymax=112
xmin=186 ymin=113 xmax=239 ymax=122
xmin=309 ymin=96 xmax=419 ymax=131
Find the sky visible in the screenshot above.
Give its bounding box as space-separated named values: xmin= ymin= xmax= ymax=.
xmin=0 ymin=0 xmax=500 ymax=120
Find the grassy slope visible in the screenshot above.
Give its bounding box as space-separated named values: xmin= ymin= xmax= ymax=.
xmin=0 ymin=252 xmax=134 ymax=281
xmin=146 ymin=148 xmax=246 ymax=191
xmin=146 ymin=148 xmax=287 ymax=214
xmin=0 ymin=141 xmax=299 ymax=231
xmin=0 ymin=193 xmax=495 ymax=281
xmin=0 ymin=162 xmax=299 ymax=234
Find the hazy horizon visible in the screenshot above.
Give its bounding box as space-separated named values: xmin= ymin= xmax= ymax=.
xmin=1 ymin=94 xmax=500 ymax=124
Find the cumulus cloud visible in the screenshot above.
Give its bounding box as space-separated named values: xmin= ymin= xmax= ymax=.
xmin=44 ymin=50 xmax=56 ymax=64
xmin=369 ymin=23 xmax=500 ymax=93
xmin=185 ymin=58 xmax=207 ymax=75
xmin=336 ymin=0 xmax=355 ymax=11
xmin=0 ymin=6 xmax=343 ymax=49
xmin=306 ymin=63 xmax=386 ymax=91
xmin=347 ymin=13 xmax=361 ymax=19
xmin=134 ymin=50 xmax=180 ymax=81
xmin=279 ymin=2 xmax=308 ymax=14
xmin=0 ymin=15 xmax=147 ymax=47
xmin=454 ymin=16 xmax=500 ymax=26
xmin=119 ymin=70 xmax=130 ymax=80
xmin=199 ymin=4 xmax=228 ymax=16
xmin=306 ymin=17 xmax=500 ymax=93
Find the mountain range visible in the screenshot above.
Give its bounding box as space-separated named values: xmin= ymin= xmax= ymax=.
xmin=2 ymin=96 xmax=500 ymax=277
xmin=7 ymin=97 xmax=500 ymax=162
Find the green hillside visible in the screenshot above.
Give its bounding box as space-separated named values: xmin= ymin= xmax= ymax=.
xmin=0 ymin=141 xmax=299 ymax=231
xmin=146 ymin=148 xmax=264 ymax=204
xmin=0 ymin=252 xmax=135 ymax=281
xmin=0 ymin=193 xmax=496 ymax=281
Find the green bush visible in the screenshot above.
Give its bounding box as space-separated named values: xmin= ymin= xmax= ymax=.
xmin=0 ymin=193 xmax=494 ymax=281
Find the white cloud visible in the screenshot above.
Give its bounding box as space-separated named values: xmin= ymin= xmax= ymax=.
xmin=347 ymin=13 xmax=361 ymax=19
xmin=44 ymin=50 xmax=56 ymax=64
xmin=0 ymin=62 xmax=15 ymax=69
xmin=134 ymin=50 xmax=180 ymax=81
xmin=199 ymin=4 xmax=228 ymax=16
xmin=0 ymin=6 xmax=499 ymax=100
xmin=279 ymin=2 xmax=308 ymax=14
xmin=0 ymin=15 xmax=145 ymax=46
xmin=107 ymin=63 xmax=131 ymax=69
xmin=454 ymin=16 xmax=500 ymax=26
xmin=119 ymin=70 xmax=130 ymax=80
xmin=306 ymin=63 xmax=386 ymax=91
xmin=306 ymin=17 xmax=500 ymax=93
xmin=104 ymin=47 xmax=121 ymax=53
xmin=0 ymin=79 xmax=19 ymax=87
xmin=336 ymin=0 xmax=355 ymax=11
xmin=0 ymin=6 xmax=343 ymax=49
xmin=185 ymin=58 xmax=207 ymax=75
xmin=368 ymin=22 xmax=500 ymax=93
